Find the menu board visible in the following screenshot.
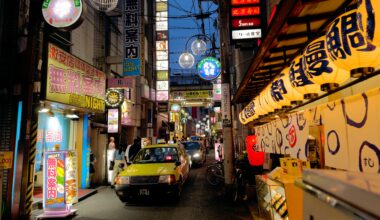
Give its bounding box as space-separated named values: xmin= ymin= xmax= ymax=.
xmin=44 ymin=151 xmax=66 ymax=210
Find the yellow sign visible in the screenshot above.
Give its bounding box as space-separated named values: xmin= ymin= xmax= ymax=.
xmin=171 ymin=90 xmax=212 ymax=100
xmin=46 ymin=44 xmax=106 ymax=112
xmin=0 ymin=151 xmax=13 ymax=169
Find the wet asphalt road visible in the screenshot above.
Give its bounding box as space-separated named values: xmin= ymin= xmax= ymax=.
xmin=32 ymin=152 xmax=253 ymax=220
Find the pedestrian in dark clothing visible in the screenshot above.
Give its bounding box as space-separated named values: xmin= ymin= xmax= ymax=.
xmin=128 ymin=138 xmax=141 ymax=161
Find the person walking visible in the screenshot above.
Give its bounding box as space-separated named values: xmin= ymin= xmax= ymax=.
xmin=111 ymin=145 xmax=126 ymax=186
xmin=128 ymin=138 xmax=141 ymax=162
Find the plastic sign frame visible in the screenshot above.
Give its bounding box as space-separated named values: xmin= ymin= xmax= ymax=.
xmin=197 ymin=57 xmax=221 ymax=81
xmin=105 ymin=89 xmax=124 ymax=107
xmin=42 ymin=0 xmax=84 ymax=30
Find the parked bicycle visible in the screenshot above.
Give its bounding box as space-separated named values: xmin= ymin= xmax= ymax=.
xmin=205 ymin=161 xmax=224 ymax=186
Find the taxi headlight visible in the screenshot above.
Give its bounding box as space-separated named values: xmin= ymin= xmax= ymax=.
xmin=159 ymin=175 xmax=176 ymax=184
xmin=193 ymin=153 xmax=200 ymax=158
xmin=115 ymin=176 xmax=130 ymax=185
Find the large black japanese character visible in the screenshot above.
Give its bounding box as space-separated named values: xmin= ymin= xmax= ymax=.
xmin=125 ymin=46 xmax=138 ymax=58
xmin=271 ymin=79 xmax=287 ymax=102
xmin=326 ymin=19 xmax=346 ymax=61
xmin=304 ymin=40 xmax=333 ymax=77
xmin=125 ymin=12 xmax=138 ymax=27
xmin=289 ymin=57 xmax=314 ymax=88
xmin=125 ymin=29 xmax=138 ymax=43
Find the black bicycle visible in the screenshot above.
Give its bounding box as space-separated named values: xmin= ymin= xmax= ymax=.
xmin=205 ymin=161 xmax=224 ymax=186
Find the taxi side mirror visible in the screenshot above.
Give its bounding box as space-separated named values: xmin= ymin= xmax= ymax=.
xmin=175 ymin=161 xmax=181 ymax=167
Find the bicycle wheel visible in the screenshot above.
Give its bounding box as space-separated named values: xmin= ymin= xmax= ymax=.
xmin=206 ymin=165 xmax=222 ymax=186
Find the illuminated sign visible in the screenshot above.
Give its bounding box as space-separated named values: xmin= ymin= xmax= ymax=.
xmin=232 ymin=18 xmax=261 ymax=28
xmin=197 ymin=57 xmax=221 ymax=81
xmin=107 ymin=77 xmax=135 ymax=88
xmin=157 ymin=60 xmax=169 ymax=70
xmin=0 ymin=151 xmax=13 ymax=169
xmin=232 ymin=29 xmax=262 ymax=39
xmin=231 ymin=6 xmax=260 ymax=17
xmin=42 ymin=0 xmax=84 ymax=29
xmin=213 ymin=83 xmax=222 ymax=100
xmin=108 ymin=109 xmax=119 ymax=133
xmin=171 ymin=90 xmax=212 ymax=100
xmin=213 ymin=107 xmax=221 ymax=113
xmin=156 ymin=51 xmax=168 ymax=60
xmin=156 ymin=31 xmax=168 ymax=41
xmin=123 ymin=0 xmax=144 ymax=76
xmin=157 ymin=81 xmax=169 ymax=91
xmin=44 ymin=151 xmax=66 ymax=210
xmin=231 ymin=0 xmax=260 ymax=5
xmin=157 ymin=91 xmax=169 ymax=101
xmin=121 ymin=101 xmax=134 ymax=126
xmin=156 ymin=2 xmax=167 ymax=11
xmin=105 ymin=89 xmax=124 ymax=107
xmin=157 ymin=71 xmax=168 ymax=80
xmin=156 ymin=21 xmax=168 ymax=31
xmin=156 ymin=41 xmax=168 ymax=51
xmin=45 ymin=44 xmax=105 ymax=112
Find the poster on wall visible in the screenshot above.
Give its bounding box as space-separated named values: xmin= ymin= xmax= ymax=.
xmin=45 ymin=44 xmax=106 ymax=112
xmin=108 ymin=109 xmax=119 ymax=133
xmin=121 ymin=101 xmax=134 ymax=126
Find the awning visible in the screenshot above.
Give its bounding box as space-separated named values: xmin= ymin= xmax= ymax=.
xmin=233 ymin=0 xmax=354 ymax=104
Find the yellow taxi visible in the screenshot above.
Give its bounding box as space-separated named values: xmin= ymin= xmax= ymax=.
xmin=114 ymin=143 xmax=191 ymax=202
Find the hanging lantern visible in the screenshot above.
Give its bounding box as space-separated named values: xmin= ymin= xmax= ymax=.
xmin=326 ymin=9 xmax=380 ymax=78
xmin=278 ymin=67 xmax=303 ymax=105
xmin=178 ymin=52 xmax=195 ymax=69
xmin=240 ymin=100 xmax=256 ymax=124
xmin=89 ymin=0 xmax=118 ymax=12
xmin=263 ymin=85 xmax=281 ymax=112
xmin=258 ymin=91 xmax=274 ymax=114
xmin=289 ymin=55 xmax=321 ymax=99
xmin=253 ymin=97 xmax=266 ymax=118
xmin=270 ymin=77 xmax=291 ymax=109
xmin=191 ymin=39 xmax=207 ymax=55
xmin=358 ymin=0 xmax=380 ymax=47
xmin=303 ymin=36 xmax=350 ymax=92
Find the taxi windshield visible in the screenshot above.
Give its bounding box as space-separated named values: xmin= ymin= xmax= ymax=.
xmin=133 ymin=147 xmax=179 ymax=164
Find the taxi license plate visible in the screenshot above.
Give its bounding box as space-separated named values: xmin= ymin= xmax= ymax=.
xmin=139 ymin=189 xmax=150 ymax=196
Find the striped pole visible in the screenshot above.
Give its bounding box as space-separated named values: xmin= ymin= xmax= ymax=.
xmin=25 ymin=121 xmax=38 ymax=216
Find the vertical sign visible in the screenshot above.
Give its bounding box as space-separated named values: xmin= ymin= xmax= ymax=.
xmin=123 ymin=0 xmax=145 ymax=76
xmin=221 ymin=83 xmax=231 ymax=126
xmin=44 ymin=151 xmax=66 ymax=210
xmin=108 ymin=109 xmax=119 ymax=133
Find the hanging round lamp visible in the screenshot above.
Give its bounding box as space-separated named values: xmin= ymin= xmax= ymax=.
xmin=240 ymin=100 xmax=256 ymax=124
xmin=303 ymin=36 xmax=350 ymax=92
xmin=326 ymin=9 xmax=380 ymax=78
xmin=191 ymin=39 xmax=207 ymax=55
xmin=258 ymin=91 xmax=274 ymax=114
xmin=358 ymin=0 xmax=380 ymax=47
xmin=253 ymin=97 xmax=266 ymax=118
xmin=278 ymin=67 xmax=303 ymax=105
xmin=89 ymin=0 xmax=118 ymax=12
xmin=289 ymin=55 xmax=321 ymax=99
xmin=178 ymin=52 xmax=195 ymax=69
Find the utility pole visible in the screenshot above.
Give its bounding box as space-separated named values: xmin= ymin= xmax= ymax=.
xmin=217 ymin=0 xmax=234 ymax=195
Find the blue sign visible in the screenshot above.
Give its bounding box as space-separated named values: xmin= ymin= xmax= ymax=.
xmin=197 ymin=57 xmax=221 ymax=81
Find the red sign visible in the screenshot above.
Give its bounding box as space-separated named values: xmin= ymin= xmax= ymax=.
xmin=287 ymin=125 xmax=297 ymax=148
xmin=232 ymin=18 xmax=261 ymax=28
xmin=231 ymin=6 xmax=260 ymax=17
xmin=231 ymin=0 xmax=260 ymax=5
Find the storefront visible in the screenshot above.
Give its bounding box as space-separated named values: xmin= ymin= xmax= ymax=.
xmin=235 ymin=0 xmax=380 ymax=219
xmin=34 ymin=42 xmax=106 ymax=204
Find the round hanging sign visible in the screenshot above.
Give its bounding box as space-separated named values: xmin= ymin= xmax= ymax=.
xmin=105 ymin=89 xmax=124 ymax=107
xmin=197 ymin=57 xmax=221 ymax=81
xmin=42 ymin=0 xmax=85 ymax=30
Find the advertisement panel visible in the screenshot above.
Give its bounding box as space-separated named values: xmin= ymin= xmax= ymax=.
xmin=123 ymin=0 xmax=144 ymax=76
xmin=44 ymin=151 xmax=66 ymax=210
xmin=0 ymin=151 xmax=13 ymax=169
xmin=221 ymin=84 xmax=231 ymax=126
xmin=157 ymin=91 xmax=169 ymax=101
xmin=232 ymin=29 xmax=262 ymax=39
xmin=121 ymin=102 xmax=134 ymax=126
xmin=157 ymin=71 xmax=168 ymax=80
xmin=171 ymin=90 xmax=212 ymax=100
xmin=107 ymin=77 xmax=135 ymax=88
xmin=107 ymin=109 xmax=119 ymax=133
xmin=46 ymin=44 xmax=106 ymax=112
xmin=157 ymin=81 xmax=169 ymax=91
xmin=213 ymin=83 xmax=222 ymax=100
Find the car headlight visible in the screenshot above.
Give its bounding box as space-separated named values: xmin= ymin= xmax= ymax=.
xmin=159 ymin=175 xmax=176 ymax=184
xmin=115 ymin=176 xmax=130 ymax=185
xmin=193 ymin=153 xmax=200 ymax=158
